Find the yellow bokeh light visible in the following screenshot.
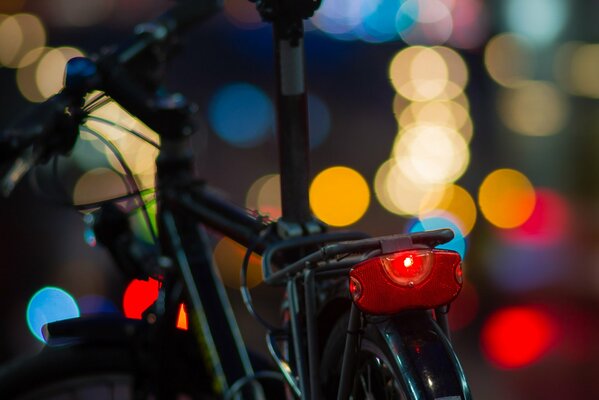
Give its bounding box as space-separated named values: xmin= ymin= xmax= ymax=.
xmin=0 ymin=15 xmax=23 ymax=67
xmin=72 ymin=167 xmax=127 ymax=205
xmin=497 ymin=80 xmax=568 ymax=136
xmin=478 ymin=168 xmax=536 ymax=229
xmin=16 ymin=47 xmax=49 ymax=102
xmin=390 ymin=46 xmax=467 ymax=102
xmin=566 ymin=43 xmax=599 ymax=98
xmin=393 ymin=124 xmax=469 ymax=185
xmin=83 ymin=97 xmax=161 ymax=185
xmin=390 ymin=46 xmax=448 ymax=101
xmin=374 ymin=159 xmax=445 ymax=216
xmin=36 ymin=47 xmax=84 ymax=100
xmin=435 ymin=46 xmax=469 ymax=96
xmin=310 ymin=166 xmax=370 ymax=227
xmin=213 ymin=237 xmax=262 ymax=289
xmin=246 ymin=174 xmax=281 ymax=219
xmin=398 ymin=100 xmax=473 ymax=142
xmin=484 ymin=33 xmax=533 ymax=87
xmin=419 ymin=184 xmax=477 ymax=236
xmin=0 ymin=13 xmax=46 ymax=68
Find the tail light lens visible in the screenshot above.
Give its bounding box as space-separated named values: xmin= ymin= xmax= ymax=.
xmin=349 ymin=249 xmax=462 ymax=315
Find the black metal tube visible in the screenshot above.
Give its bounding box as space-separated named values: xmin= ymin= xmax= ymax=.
xmin=337 ymin=303 xmax=361 ymax=400
xmin=272 ymin=18 xmax=312 ymax=224
xmin=304 ymin=269 xmax=320 ymax=400
xmin=435 ymin=305 xmax=451 ymax=342
xmin=288 ymin=277 xmax=310 ymax=399
xmin=175 ymin=190 xmax=271 ymax=251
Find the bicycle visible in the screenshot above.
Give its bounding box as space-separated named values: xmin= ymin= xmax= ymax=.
xmin=0 ymin=0 xmax=471 ymax=399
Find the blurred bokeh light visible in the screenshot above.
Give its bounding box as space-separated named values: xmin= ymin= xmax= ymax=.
xmin=213 ymin=237 xmax=262 ymax=289
xmin=122 ymin=278 xmax=159 ymax=320
xmin=478 ymin=169 xmax=536 ymax=229
xmin=497 ymin=80 xmax=569 ymax=136
xmin=27 ymin=287 xmax=80 ymax=343
xmin=208 ymin=82 xmax=273 ymax=148
xmin=310 ymin=166 xmax=370 ymax=227
xmin=481 ymin=306 xmax=558 ymax=369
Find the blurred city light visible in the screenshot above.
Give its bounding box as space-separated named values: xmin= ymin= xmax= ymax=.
xmin=245 ymin=174 xmax=281 ymax=220
xmin=0 ymin=13 xmax=45 ymax=68
xmin=374 ymin=159 xmax=446 ymax=217
xmin=310 ymin=166 xmax=370 ymax=226
xmin=478 ymin=169 xmax=536 ymax=229
xmin=27 ymin=287 xmax=80 ymax=343
xmin=393 ymin=124 xmax=470 ymax=185
xmin=497 ymin=80 xmax=569 ymax=136
xmin=208 ymin=82 xmax=274 ymax=148
xmin=419 ymin=184 xmax=477 ymax=236
xmin=397 ymin=0 xmax=453 ymax=45
xmin=409 ymin=215 xmax=466 ymax=258
xmin=484 ymin=33 xmax=534 ymax=88
xmin=122 ymin=278 xmax=159 ymax=319
xmin=16 ymin=47 xmax=49 ymax=102
xmin=481 ymin=306 xmax=559 ymax=369
xmin=213 ymin=237 xmax=263 ymax=289
xmin=504 ymin=0 xmax=568 ymax=46
xmin=502 ymin=188 xmax=570 ymax=246
xmin=561 ymin=43 xmax=599 ymax=99
xmin=36 ymin=47 xmax=84 ymax=99
xmin=72 ymin=167 xmax=127 ymax=206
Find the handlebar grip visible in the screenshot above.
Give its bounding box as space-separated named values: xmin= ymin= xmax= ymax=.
xmin=0 ymin=90 xmax=82 ymax=196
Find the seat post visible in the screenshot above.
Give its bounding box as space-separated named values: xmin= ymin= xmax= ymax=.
xmin=256 ymin=0 xmax=322 ymax=231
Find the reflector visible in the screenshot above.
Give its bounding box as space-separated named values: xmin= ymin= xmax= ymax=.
xmin=349 ymin=248 xmax=462 ymax=315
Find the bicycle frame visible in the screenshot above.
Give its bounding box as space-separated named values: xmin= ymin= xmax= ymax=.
xmin=0 ymin=0 xmax=472 ymax=399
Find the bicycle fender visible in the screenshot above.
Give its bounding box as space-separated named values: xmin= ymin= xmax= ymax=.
xmin=374 ymin=311 xmax=472 ymax=400
xmin=45 ymin=315 xmax=145 ymax=347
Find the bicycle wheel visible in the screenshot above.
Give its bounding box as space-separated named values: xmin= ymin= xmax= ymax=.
xmin=0 ymin=343 xmax=140 ymax=399
xmin=320 ymin=310 xmax=470 ymax=400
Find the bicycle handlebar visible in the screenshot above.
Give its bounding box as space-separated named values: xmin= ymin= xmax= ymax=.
xmin=0 ymin=0 xmax=222 ymax=196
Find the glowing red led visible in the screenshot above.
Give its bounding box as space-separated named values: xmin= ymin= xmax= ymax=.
xmin=481 ymin=306 xmax=558 ymax=369
xmin=177 ymin=303 xmax=189 ymax=331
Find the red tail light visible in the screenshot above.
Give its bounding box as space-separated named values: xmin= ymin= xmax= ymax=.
xmin=349 ymin=249 xmax=462 ymax=315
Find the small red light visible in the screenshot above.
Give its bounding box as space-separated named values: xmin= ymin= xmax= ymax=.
xmin=349 ymin=276 xmax=362 ymax=301
xmin=176 ymin=303 xmax=189 ymax=331
xmin=349 ymin=249 xmax=462 ymax=315
xmin=455 ymin=263 xmax=464 ymax=284
xmin=382 ymin=250 xmax=433 ymax=287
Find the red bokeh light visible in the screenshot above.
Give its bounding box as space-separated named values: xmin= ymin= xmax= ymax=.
xmin=481 ymin=306 xmax=558 ymax=369
xmin=502 ymin=189 xmax=570 ymax=245
xmin=122 ymin=278 xmax=160 ymax=319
